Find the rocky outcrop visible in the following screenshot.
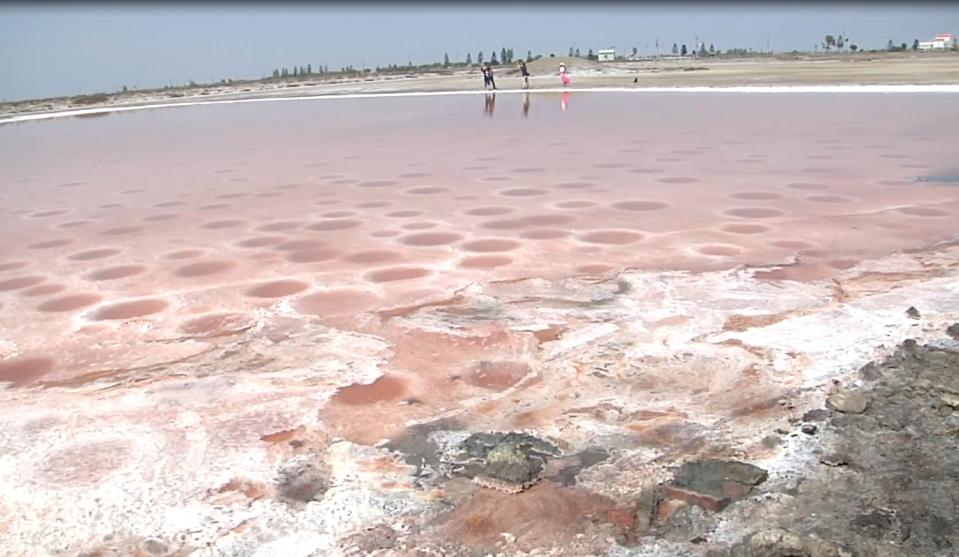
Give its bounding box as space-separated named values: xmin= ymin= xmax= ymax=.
xmin=706 ymin=327 xmax=959 ymax=556
xmin=441 ymin=431 xmax=562 ymax=494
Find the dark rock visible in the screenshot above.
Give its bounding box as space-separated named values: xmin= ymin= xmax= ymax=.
xmin=548 ymin=447 xmax=608 ymax=486
xmin=947 ymin=323 xmax=959 ymax=340
xmin=384 ymin=418 xmax=463 ymax=472
xmin=663 ymin=459 xmax=768 ymax=513
xmin=443 ymin=431 xmax=561 ymax=492
xmin=905 ymin=306 xmax=921 ymax=320
xmin=802 ymin=408 xmax=830 ymax=422
xmin=483 ymin=442 xmax=543 ymax=485
xmin=660 ymin=484 xmax=733 ymax=513
xmin=762 ymin=435 xmax=782 ymax=448
xmin=852 ymin=509 xmax=900 ymax=540
xmin=819 ymin=453 xmax=848 ymax=467
xmin=275 ymin=459 xmax=328 ymax=503
xmin=801 ymin=424 xmax=818 ymax=435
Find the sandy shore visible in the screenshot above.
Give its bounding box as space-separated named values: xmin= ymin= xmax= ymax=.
xmin=3 ymin=52 xmax=958 ymax=121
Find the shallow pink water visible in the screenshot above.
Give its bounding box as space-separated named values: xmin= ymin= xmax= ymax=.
xmin=1 ymin=92 xmax=958 ymax=382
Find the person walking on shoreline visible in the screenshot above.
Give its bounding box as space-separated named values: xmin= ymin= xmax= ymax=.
xmin=481 ymin=63 xmax=497 ymax=90
xmin=559 ymin=62 xmax=570 ymax=86
xmin=518 ymin=60 xmax=530 ymax=89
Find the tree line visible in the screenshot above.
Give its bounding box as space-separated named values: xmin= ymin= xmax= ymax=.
xmin=821 ymin=34 xmax=924 ymax=53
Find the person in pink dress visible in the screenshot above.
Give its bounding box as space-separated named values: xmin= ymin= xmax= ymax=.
xmin=559 ymin=63 xmax=570 ymax=86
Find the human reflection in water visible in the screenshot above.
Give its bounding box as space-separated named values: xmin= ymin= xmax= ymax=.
xmin=561 ymin=91 xmax=570 ymax=113
xmin=484 ymin=92 xmax=496 ymax=118
xmin=522 ymin=93 xmax=530 ymax=119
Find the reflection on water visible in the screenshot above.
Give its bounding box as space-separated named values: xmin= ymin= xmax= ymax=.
xmin=484 ymin=92 xmax=495 ymax=118
xmin=522 ymin=93 xmax=530 ymax=119
xmin=916 ymin=168 xmax=959 ymax=184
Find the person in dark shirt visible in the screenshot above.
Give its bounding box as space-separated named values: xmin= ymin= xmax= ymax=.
xmin=518 ymin=60 xmax=530 ymax=89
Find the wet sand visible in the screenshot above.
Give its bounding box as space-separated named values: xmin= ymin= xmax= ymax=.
xmin=1 ymin=92 xmax=958 ymax=555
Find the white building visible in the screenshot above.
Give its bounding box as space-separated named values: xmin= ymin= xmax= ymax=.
xmin=597 ymin=49 xmax=616 ymax=62
xmin=918 ymin=33 xmax=957 ymax=50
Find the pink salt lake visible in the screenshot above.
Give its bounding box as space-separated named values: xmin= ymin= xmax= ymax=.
xmin=1 ymin=92 xmax=958 ymax=384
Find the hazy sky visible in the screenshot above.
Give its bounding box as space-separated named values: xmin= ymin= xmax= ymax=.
xmin=2 ymin=3 xmax=957 ymax=101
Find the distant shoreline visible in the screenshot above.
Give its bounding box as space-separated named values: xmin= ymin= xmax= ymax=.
xmin=3 ymin=52 xmax=957 ymax=123
xmin=3 ymin=85 xmax=959 ymax=125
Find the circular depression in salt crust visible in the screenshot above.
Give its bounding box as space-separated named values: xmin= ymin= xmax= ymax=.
xmin=89 ymin=299 xmax=169 ymax=320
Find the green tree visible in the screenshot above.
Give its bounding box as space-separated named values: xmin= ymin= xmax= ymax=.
xmin=587 ymin=48 xmax=593 ymax=59
xmin=699 ymin=43 xmax=707 ymax=56
xmin=912 ymin=39 xmax=919 ymax=50
xmin=680 ymin=44 xmax=687 ymax=56
xmin=569 ymin=46 xmax=574 ymax=56
xmin=272 ymin=69 xmax=279 ymax=78
xmin=672 ymin=43 xmax=678 ymax=55
xmin=825 ymin=34 xmax=836 ymax=51
xmin=632 ymin=46 xmax=638 ymax=56
xmin=122 ymin=85 xmax=128 ymax=93
xmin=709 ymin=44 xmax=715 ymax=55
xmin=478 ymin=51 xmax=484 ymax=64
xmin=575 ymin=48 xmax=580 ymax=57
xmin=527 ymin=50 xmax=532 ymax=62
xmin=293 ymin=66 xmax=298 ymax=76
xmin=307 ymin=63 xmax=312 ymax=74
xmin=850 ymin=44 xmax=858 ymax=52
xmin=900 ymin=42 xmax=907 ymax=51
xmin=500 ymin=47 xmax=507 ymax=63
xmin=491 ymin=51 xmax=498 ymax=64
xmin=443 ymin=53 xmax=450 ymax=67
xmin=466 ymin=52 xmax=472 ymax=65
xmin=887 ymin=39 xmax=894 ymax=51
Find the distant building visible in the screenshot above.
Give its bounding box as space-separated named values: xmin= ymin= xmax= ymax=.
xmin=597 ymin=49 xmax=616 ymax=62
xmin=918 ymin=33 xmax=957 ymax=50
